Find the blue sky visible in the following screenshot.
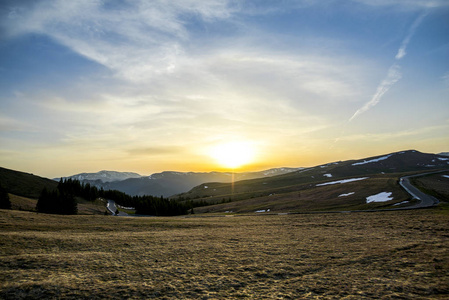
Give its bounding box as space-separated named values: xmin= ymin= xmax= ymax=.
xmin=0 ymin=0 xmax=448 ymax=178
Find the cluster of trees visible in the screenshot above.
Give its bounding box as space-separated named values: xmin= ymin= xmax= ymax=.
xmin=37 ymin=178 xmax=188 ymax=216
xmin=134 ymin=195 xmax=187 ymax=216
xmin=0 ymin=183 xmax=11 ymax=209
xmin=36 ymin=188 xmax=77 ymax=215
xmin=56 ymin=178 xmax=101 ymax=201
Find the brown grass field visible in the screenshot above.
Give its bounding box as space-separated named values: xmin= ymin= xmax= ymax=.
xmin=1 ymin=208 xmax=448 ymax=299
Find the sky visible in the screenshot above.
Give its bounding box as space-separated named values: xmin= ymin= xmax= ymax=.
xmin=0 ymin=0 xmax=448 ymax=178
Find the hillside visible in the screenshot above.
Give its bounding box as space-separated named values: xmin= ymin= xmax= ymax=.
xmin=176 ymin=150 xmax=449 ymax=213
xmin=62 ymin=168 xmax=302 ymax=197
xmin=0 ymin=167 xmax=58 ymax=199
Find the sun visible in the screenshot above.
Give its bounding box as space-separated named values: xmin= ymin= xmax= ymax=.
xmin=210 ymin=141 xmax=255 ymax=169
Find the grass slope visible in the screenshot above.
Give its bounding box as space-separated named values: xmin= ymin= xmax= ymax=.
xmin=0 ymin=167 xmax=58 ymax=199
xmin=8 ymin=194 xmax=108 ymax=215
xmin=411 ymin=171 xmax=449 ymax=203
xmin=193 ymin=175 xmax=415 ymax=214
xmin=177 ymin=150 xmax=449 ymax=213
xmin=0 ymin=209 xmax=448 ymax=299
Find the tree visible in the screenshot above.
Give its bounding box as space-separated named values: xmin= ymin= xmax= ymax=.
xmin=36 ymin=188 xmax=77 ymax=215
xmin=36 ymin=187 xmax=51 ymax=213
xmin=0 ymin=183 xmax=11 ymax=209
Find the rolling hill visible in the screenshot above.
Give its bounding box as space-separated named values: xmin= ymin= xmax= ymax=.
xmin=59 ymin=168 xmax=302 ymax=197
xmin=0 ymin=167 xmax=58 ymax=199
xmin=1 ymin=149 xmax=448 ymax=213
xmin=175 ymin=150 xmax=449 ymax=213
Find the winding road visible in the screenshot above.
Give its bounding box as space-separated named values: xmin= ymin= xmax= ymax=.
xmin=398 ymin=171 xmax=443 ymax=209
xmin=106 ymin=199 xmax=129 ymax=216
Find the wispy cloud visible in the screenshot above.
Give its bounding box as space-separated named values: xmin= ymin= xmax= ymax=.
xmin=349 ymin=12 xmax=427 ymax=122
xmin=349 ymin=63 xmax=402 ymax=122
xmin=352 ymin=0 xmax=449 ymax=9
xmin=2 ymin=0 xmax=236 ymax=81
xmin=395 ymin=12 xmax=427 ymax=59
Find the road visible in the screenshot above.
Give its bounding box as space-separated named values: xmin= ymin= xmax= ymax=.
xmin=398 ymin=172 xmax=443 ymax=209
xmin=106 ymin=199 xmax=129 ymax=216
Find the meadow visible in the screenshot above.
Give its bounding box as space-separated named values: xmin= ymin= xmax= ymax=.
xmin=1 ymin=208 xmax=448 ymax=299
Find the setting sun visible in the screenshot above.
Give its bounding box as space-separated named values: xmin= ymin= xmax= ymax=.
xmin=210 ymin=141 xmax=255 ymax=169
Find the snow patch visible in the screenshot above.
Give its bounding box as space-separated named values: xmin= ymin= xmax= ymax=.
xmin=316 ymin=177 xmax=368 ymax=186
xmin=323 ymin=174 xmax=333 ymax=178
xmin=204 ymin=186 xmax=208 ymax=189
xmin=438 ymin=157 xmax=449 ymax=161
xmin=338 ymin=192 xmax=355 ymax=197
xmin=366 ymin=192 xmax=393 ymax=203
xmin=442 ymin=175 xmax=449 ymax=179
xmin=393 ymin=201 xmax=409 ymax=206
xmin=255 ymin=209 xmax=270 ymax=213
xmin=352 ymin=154 xmax=392 ymax=166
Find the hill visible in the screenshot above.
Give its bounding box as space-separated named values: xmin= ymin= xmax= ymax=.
xmin=175 ymin=150 xmax=449 ymax=213
xmin=0 ymin=167 xmax=58 ymax=199
xmin=61 ymin=168 xmax=302 ymax=197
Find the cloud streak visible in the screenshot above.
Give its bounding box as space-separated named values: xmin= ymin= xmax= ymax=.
xmin=349 ymin=12 xmax=427 ymax=121
xmin=349 ymin=63 xmax=402 ymax=122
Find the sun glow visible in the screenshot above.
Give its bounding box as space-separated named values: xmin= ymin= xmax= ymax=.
xmin=210 ymin=141 xmax=255 ymax=169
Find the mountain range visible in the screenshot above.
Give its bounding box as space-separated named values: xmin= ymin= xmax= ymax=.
xmin=56 ymin=168 xmax=303 ymax=197
xmin=1 ymin=149 xmax=448 ymax=213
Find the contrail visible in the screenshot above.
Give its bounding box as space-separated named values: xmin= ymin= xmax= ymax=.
xmin=349 ymin=12 xmax=427 ymax=122
xmin=395 ymin=12 xmax=428 ymax=60
xmin=349 ymin=63 xmax=402 ymax=122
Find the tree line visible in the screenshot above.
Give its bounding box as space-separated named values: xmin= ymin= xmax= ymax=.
xmin=36 ymin=178 xmax=188 ymax=216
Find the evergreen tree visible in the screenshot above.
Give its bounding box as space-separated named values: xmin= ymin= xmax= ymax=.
xmin=36 ymin=187 xmax=77 ymax=215
xmin=36 ymin=187 xmax=51 ymax=213
xmin=0 ymin=183 xmax=11 ymax=209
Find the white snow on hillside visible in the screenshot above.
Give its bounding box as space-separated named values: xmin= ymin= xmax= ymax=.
xmin=393 ymin=200 xmax=409 ymax=206
xmin=316 ymin=177 xmax=368 ymax=186
xmin=442 ymin=175 xmax=449 ymax=179
xmin=338 ymin=192 xmax=355 ymax=197
xmin=352 ymin=154 xmax=392 ymax=166
xmin=366 ymin=192 xmax=393 ymax=203
xmin=63 ymin=170 xmax=142 ymax=183
xmin=323 ymin=174 xmax=333 ymax=178
xmin=438 ymin=157 xmax=449 ymax=161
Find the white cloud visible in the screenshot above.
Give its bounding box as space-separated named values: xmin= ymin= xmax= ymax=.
xmin=442 ymin=72 xmax=449 ymax=89
xmin=395 ymin=12 xmax=427 ymax=60
xmin=349 ymin=63 xmax=402 ymax=121
xmin=2 ymin=0 xmax=236 ymax=81
xmin=352 ymin=0 xmax=449 ymax=9
xmin=349 ymin=11 xmax=428 ymax=122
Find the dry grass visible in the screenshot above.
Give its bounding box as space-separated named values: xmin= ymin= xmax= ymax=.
xmin=412 ymin=172 xmax=449 ymax=203
xmin=194 ymin=176 xmax=411 ymax=214
xmin=8 ymin=194 xmax=109 ymax=215
xmin=1 ymin=209 xmax=448 ymax=299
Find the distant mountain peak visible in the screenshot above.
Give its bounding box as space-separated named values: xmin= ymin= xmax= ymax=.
xmin=56 ymin=170 xmax=142 ymax=183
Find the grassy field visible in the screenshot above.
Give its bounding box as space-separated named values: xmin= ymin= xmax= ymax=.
xmin=1 ymin=208 xmax=448 ymax=299
xmin=190 ymin=175 xmax=413 ymax=214
xmin=411 ymin=171 xmax=449 ymax=203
